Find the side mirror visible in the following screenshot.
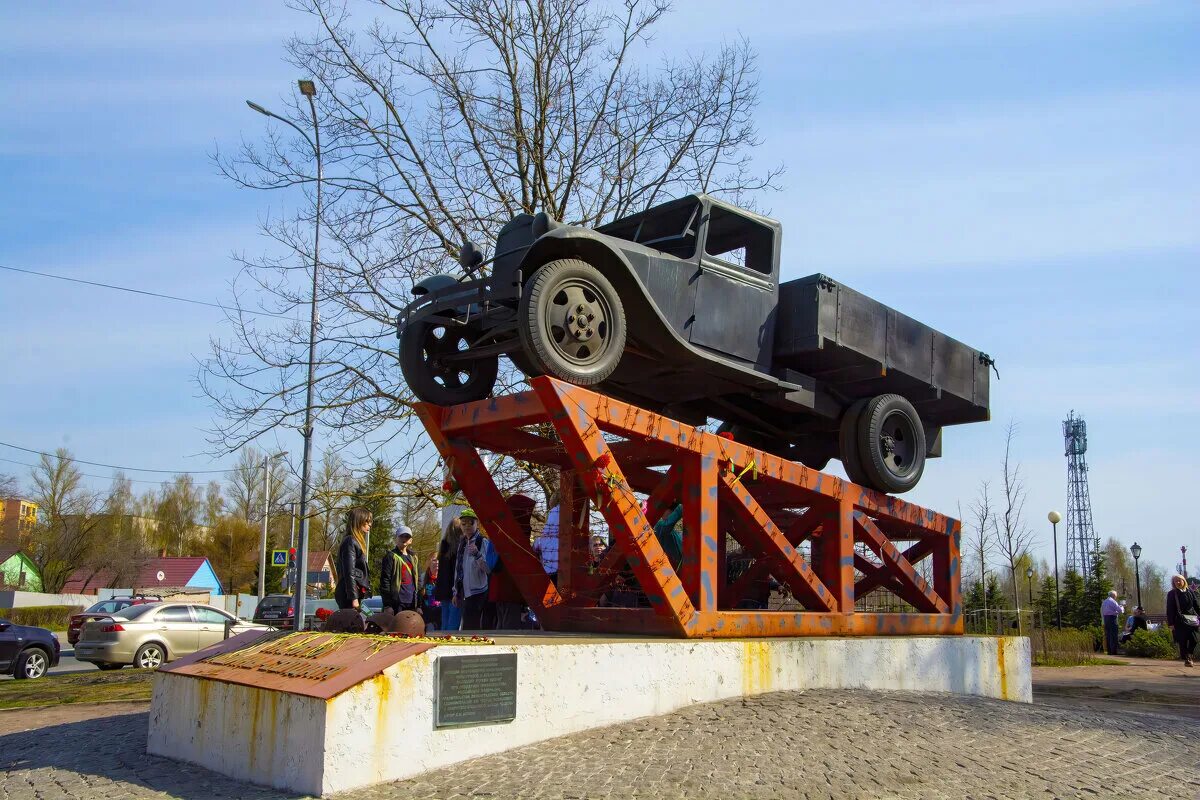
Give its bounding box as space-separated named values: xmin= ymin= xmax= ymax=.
xmin=458 ymin=240 xmax=484 ymax=272
xmin=0 ymin=621 xmax=9 ymax=632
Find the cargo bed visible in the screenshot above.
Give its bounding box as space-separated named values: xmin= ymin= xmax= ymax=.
xmin=773 ymin=274 xmax=990 ymax=428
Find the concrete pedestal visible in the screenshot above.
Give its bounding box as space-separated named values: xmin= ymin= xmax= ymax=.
xmin=147 ymin=634 xmax=1030 ymax=797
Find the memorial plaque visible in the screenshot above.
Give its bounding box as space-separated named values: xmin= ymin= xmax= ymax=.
xmin=436 ymin=653 xmax=518 ymax=727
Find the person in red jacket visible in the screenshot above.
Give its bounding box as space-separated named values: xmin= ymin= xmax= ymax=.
xmin=484 ymin=494 xmax=535 ymax=630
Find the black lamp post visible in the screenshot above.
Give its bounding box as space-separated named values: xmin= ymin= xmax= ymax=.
xmin=1025 ymin=566 xmax=1034 ymax=605
xmin=1130 ymin=541 xmax=1142 ymax=610
xmin=1048 ymin=511 xmax=1062 ymax=629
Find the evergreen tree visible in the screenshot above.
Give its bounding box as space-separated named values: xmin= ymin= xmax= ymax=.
xmin=964 ymin=579 xmax=985 ymax=614
xmin=351 ymin=459 xmax=396 ymax=595
xmin=985 ymin=573 xmax=1006 ymax=610
xmin=1036 ymin=574 xmax=1058 ymax=627
xmin=1059 ymin=569 xmax=1086 ymax=628
xmin=1080 ymin=550 xmax=1114 ymax=628
xmin=963 ymin=579 xmax=985 ymax=631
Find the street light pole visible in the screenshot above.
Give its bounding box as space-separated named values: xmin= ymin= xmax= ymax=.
xmin=248 ymin=81 xmax=322 ymax=631
xmin=1026 ymin=567 xmax=1034 ymax=607
xmin=1130 ymin=542 xmax=1142 ymax=610
xmin=1048 ymin=511 xmax=1062 ymax=630
xmin=257 ymin=451 xmax=288 ymax=599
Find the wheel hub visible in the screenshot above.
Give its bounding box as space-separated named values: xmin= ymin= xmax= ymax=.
xmin=565 ymin=303 xmax=598 ymax=342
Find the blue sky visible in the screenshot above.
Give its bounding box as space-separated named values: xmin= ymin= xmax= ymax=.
xmin=1 ymin=2 xmax=1197 ymax=579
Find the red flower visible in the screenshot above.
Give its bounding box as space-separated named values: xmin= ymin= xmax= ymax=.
xmin=442 ymin=479 xmax=455 ymax=493
xmin=595 ymin=453 xmax=613 ymax=470
xmin=717 ymin=431 xmax=735 ymax=441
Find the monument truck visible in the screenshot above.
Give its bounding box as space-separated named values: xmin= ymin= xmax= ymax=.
xmin=397 ymin=194 xmax=991 ymax=494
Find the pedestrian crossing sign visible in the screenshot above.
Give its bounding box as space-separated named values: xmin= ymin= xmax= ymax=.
xmin=272 ymin=550 xmax=288 ymax=566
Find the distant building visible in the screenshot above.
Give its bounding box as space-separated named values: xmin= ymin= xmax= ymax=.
xmin=0 ymin=498 xmax=39 ymax=545
xmin=307 ymin=550 xmax=334 ymax=590
xmin=61 ymin=556 xmax=224 ymax=595
xmin=0 ymin=547 xmax=41 ymax=591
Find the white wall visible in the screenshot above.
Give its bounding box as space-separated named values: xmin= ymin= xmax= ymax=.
xmin=147 ymin=672 xmax=327 ymax=795
xmin=0 ymin=590 xmax=97 ymax=608
xmin=151 ymin=636 xmax=1030 ymax=796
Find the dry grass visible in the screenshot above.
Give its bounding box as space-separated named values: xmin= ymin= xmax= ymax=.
xmin=0 ymin=668 xmax=153 ymax=710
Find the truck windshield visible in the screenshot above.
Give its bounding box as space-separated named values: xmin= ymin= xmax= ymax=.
xmin=600 ymin=200 xmax=700 ymax=259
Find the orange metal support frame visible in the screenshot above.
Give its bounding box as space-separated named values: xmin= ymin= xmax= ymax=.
xmin=415 ymin=377 xmax=962 ymax=638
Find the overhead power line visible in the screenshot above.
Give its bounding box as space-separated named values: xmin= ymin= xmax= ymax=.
xmin=0 ymin=457 xmax=178 ymax=486
xmin=0 ymin=441 xmax=235 ymax=475
xmin=0 ymin=263 xmax=292 ymax=320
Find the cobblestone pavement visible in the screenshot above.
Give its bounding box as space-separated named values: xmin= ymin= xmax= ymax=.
xmin=1 ymin=690 xmax=1196 ymax=800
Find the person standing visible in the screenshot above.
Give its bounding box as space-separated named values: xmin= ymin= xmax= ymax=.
xmin=454 ymin=508 xmax=490 ymax=629
xmin=1100 ymin=590 xmax=1124 ymax=655
xmin=532 ymin=496 xmax=560 ymax=583
xmin=485 ymin=494 xmax=534 ymax=630
xmin=1165 ymin=574 xmax=1200 ymax=667
xmin=380 ymin=527 xmax=421 ymax=614
xmin=334 ymin=507 xmax=373 ymax=611
xmin=422 ymin=552 xmax=442 ymax=632
xmin=436 ymin=519 xmax=463 ymax=631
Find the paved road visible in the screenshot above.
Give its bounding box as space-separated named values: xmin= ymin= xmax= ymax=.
xmin=1 ymin=690 xmax=1197 ymax=799
xmin=0 ymin=648 xmax=95 ymax=681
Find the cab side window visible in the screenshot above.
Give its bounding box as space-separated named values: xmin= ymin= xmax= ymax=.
xmin=193 ymin=607 xmax=231 ymax=625
xmin=704 ymin=206 xmax=773 ymax=275
xmin=156 ymin=606 xmax=194 ymax=623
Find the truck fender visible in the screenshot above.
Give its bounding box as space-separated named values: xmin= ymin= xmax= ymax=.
xmin=520 ymin=231 xmax=683 ymax=359
xmin=408 ymin=273 xmax=481 ymax=318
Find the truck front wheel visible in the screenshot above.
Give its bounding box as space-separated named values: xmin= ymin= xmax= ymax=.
xmin=519 ymin=259 xmax=626 ymax=385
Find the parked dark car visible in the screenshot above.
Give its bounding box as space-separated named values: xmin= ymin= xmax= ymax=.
xmin=67 ymin=595 xmax=162 ymax=645
xmin=397 ymin=194 xmax=991 ymax=493
xmin=252 ymin=595 xmax=337 ymax=630
xmin=0 ymin=619 xmax=61 ymax=679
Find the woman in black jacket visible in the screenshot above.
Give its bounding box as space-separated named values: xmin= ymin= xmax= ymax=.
xmin=434 ymin=518 xmax=463 ymax=630
xmin=1165 ymin=574 xmax=1200 ymax=667
xmin=335 ymin=507 xmax=373 ymax=610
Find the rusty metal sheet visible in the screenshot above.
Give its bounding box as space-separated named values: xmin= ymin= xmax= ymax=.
xmin=161 ymin=631 xmax=434 ymax=700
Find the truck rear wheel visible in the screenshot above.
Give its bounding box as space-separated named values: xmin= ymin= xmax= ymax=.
xmin=854 ymin=394 xmax=925 ymax=494
xmin=519 ymin=259 xmax=626 ymax=385
xmin=838 ymin=399 xmax=871 ymax=487
xmin=400 ymin=319 xmax=499 ymax=405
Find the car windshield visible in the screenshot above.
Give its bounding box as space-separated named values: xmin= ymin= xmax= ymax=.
xmin=599 ymin=200 xmax=701 ymax=259
xmin=86 ymin=600 xmax=133 ymax=614
xmin=112 ymin=604 xmax=158 ymax=621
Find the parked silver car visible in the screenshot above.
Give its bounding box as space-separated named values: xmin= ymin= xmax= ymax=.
xmin=74 ymin=602 xmax=266 ymax=670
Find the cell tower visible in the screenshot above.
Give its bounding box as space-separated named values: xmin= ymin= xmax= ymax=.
xmin=1063 ymin=411 xmax=1099 ymax=576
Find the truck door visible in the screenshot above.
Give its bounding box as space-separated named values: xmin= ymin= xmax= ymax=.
xmin=689 ymin=204 xmax=779 ymax=366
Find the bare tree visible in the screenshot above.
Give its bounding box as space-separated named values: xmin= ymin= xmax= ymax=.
xmin=153 ymin=475 xmax=204 ymax=557
xmin=200 ymin=0 xmax=778 ymax=490
xmin=995 ymin=421 xmax=1036 ymax=631
xmin=76 ymin=474 xmax=153 ymax=590
xmin=28 ymin=450 xmax=106 ymax=594
xmin=965 ymin=485 xmax=996 ymax=634
xmin=311 ymin=448 xmax=356 ymax=560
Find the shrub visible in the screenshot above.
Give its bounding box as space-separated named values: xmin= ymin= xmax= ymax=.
xmin=1081 ymin=624 xmax=1105 ymax=652
xmin=1124 ymin=627 xmax=1176 ymax=660
xmin=0 ymin=605 xmax=83 ymax=630
xmin=1032 ymin=627 xmax=1095 ymax=665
